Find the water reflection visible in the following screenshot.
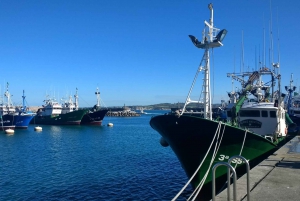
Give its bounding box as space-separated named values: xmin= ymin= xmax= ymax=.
xmin=50 ymin=125 xmax=62 ymax=133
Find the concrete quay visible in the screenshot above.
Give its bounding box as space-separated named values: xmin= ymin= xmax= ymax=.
xmin=215 ymin=136 xmax=300 ymax=201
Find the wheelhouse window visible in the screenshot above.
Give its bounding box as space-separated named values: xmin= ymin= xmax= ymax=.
xmin=261 ymin=110 xmax=268 ymax=117
xmin=239 ymin=110 xmax=260 ymax=117
xmin=270 ymin=111 xmax=276 ymax=118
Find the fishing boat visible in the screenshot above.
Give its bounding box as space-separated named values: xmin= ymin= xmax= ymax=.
xmin=31 ymin=96 xmax=87 ymax=125
xmin=0 ymin=115 xmax=15 ymax=131
xmin=149 ymin=4 xmax=295 ymax=200
xmin=0 ymin=84 xmax=33 ymax=129
xmin=61 ymin=88 xmax=108 ymax=125
xmin=285 ymin=74 xmax=300 ymax=126
xmin=79 ymin=88 xmax=108 ymax=125
xmin=14 ymin=90 xmax=35 ymax=129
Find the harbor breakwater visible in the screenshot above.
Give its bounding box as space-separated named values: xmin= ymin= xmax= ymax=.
xmin=106 ymin=110 xmax=141 ymax=117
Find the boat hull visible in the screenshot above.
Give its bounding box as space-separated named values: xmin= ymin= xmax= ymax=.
xmin=14 ymin=115 xmax=35 ymax=129
xmin=0 ymin=115 xmax=15 ymax=130
xmin=30 ymin=110 xmax=87 ymax=125
xmin=289 ymin=114 xmax=300 ymax=126
xmin=150 ymin=114 xmax=283 ymax=199
xmin=81 ymin=109 xmax=108 ymax=125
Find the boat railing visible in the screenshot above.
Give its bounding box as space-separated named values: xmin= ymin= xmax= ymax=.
xmin=212 ymin=155 xmax=250 ymax=201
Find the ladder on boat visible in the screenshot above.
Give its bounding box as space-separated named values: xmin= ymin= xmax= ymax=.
xmin=212 ymin=155 xmax=250 ymax=201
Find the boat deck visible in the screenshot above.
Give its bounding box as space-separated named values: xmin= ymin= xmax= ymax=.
xmin=215 ymin=136 xmax=300 ymax=201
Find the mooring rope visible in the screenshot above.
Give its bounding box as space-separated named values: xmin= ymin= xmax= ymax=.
xmin=172 ymin=121 xmax=223 ymax=201
xmin=217 ymin=128 xmax=248 ymax=195
xmin=239 ymin=129 xmax=248 ymax=156
xmin=189 ymin=121 xmax=227 ymax=201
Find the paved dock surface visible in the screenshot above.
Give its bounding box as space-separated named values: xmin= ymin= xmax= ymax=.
xmin=216 ymin=136 xmax=300 ymax=201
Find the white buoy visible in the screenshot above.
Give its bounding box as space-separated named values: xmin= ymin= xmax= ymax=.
xmin=5 ymin=129 xmax=14 ymax=134
xmin=107 ymin=123 xmax=113 ymax=127
xmin=34 ymin=126 xmax=42 ymax=131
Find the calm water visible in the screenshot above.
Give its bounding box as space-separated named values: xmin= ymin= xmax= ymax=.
xmin=0 ymin=110 xmax=193 ymax=201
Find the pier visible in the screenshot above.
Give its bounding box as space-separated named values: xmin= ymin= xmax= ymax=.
xmin=215 ymin=136 xmax=300 ymax=200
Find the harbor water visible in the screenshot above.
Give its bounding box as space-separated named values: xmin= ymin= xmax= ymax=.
xmin=0 ymin=110 xmax=193 ymax=200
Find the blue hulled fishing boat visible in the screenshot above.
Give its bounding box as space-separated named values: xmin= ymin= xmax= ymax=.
xmin=14 ymin=90 xmax=35 ymax=129
xmin=0 ymin=83 xmax=34 ymax=130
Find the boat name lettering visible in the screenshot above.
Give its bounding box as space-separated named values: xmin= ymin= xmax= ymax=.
xmin=240 ymin=119 xmax=262 ymax=128
xmin=0 ymin=120 xmax=11 ymax=123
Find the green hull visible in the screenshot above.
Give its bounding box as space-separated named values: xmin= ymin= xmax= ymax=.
xmin=31 ymin=110 xmax=88 ymax=125
xmin=150 ymin=114 xmax=285 ymax=197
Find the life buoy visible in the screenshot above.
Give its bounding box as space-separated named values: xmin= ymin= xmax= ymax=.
xmin=285 ymin=127 xmax=287 ymax=134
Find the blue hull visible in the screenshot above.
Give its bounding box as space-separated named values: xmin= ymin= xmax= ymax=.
xmin=14 ymin=115 xmax=34 ymax=129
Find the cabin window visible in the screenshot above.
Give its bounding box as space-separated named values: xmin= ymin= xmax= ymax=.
xmin=261 ymin=110 xmax=268 ymax=117
xmin=270 ymin=111 xmax=276 ymax=118
xmin=240 ymin=110 xmax=260 ymax=117
xmin=294 ymin=111 xmax=300 ymax=114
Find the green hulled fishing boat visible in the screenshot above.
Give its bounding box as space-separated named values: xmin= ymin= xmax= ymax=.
xmin=150 ymin=3 xmax=296 ymax=200
xmin=31 ymin=97 xmax=87 ymax=125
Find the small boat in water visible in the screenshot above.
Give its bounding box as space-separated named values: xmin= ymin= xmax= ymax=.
xmin=150 ymin=4 xmax=296 ymax=200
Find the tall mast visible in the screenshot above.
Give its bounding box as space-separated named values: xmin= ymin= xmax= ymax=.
xmin=4 ymin=82 xmax=11 ymax=108
xmin=95 ymin=87 xmax=101 ymax=108
xmin=74 ymin=88 xmax=79 ymax=110
xmin=185 ymin=3 xmax=227 ymax=119
xmin=285 ymin=73 xmax=296 ymax=114
xmin=22 ymin=90 xmax=26 ymax=112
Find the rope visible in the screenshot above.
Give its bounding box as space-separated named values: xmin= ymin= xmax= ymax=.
xmin=239 ymin=129 xmax=248 ymax=156
xmin=172 ymin=121 xmax=224 ymax=201
xmin=189 ymin=122 xmax=227 ymax=201
xmin=217 ymin=128 xmax=248 ymax=194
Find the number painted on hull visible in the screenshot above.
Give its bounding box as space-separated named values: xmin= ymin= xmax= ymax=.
xmin=218 ymin=154 xmax=229 ymax=161
xmin=218 ymin=155 xmax=248 ymax=164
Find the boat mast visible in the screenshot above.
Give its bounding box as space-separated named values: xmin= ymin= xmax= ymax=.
xmin=185 ymin=3 xmax=227 ymax=119
xmin=203 ymin=4 xmax=213 ymax=119
xmin=4 ymin=82 xmax=11 ymax=108
xmin=285 ymin=73 xmax=296 ymax=114
xmin=74 ymin=88 xmax=79 ymax=110
xmin=22 ymin=90 xmax=26 ymax=112
xmin=95 ymin=87 xmax=101 ymax=108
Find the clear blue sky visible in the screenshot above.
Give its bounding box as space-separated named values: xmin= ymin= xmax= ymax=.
xmin=1 ymin=0 xmax=299 ymax=107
